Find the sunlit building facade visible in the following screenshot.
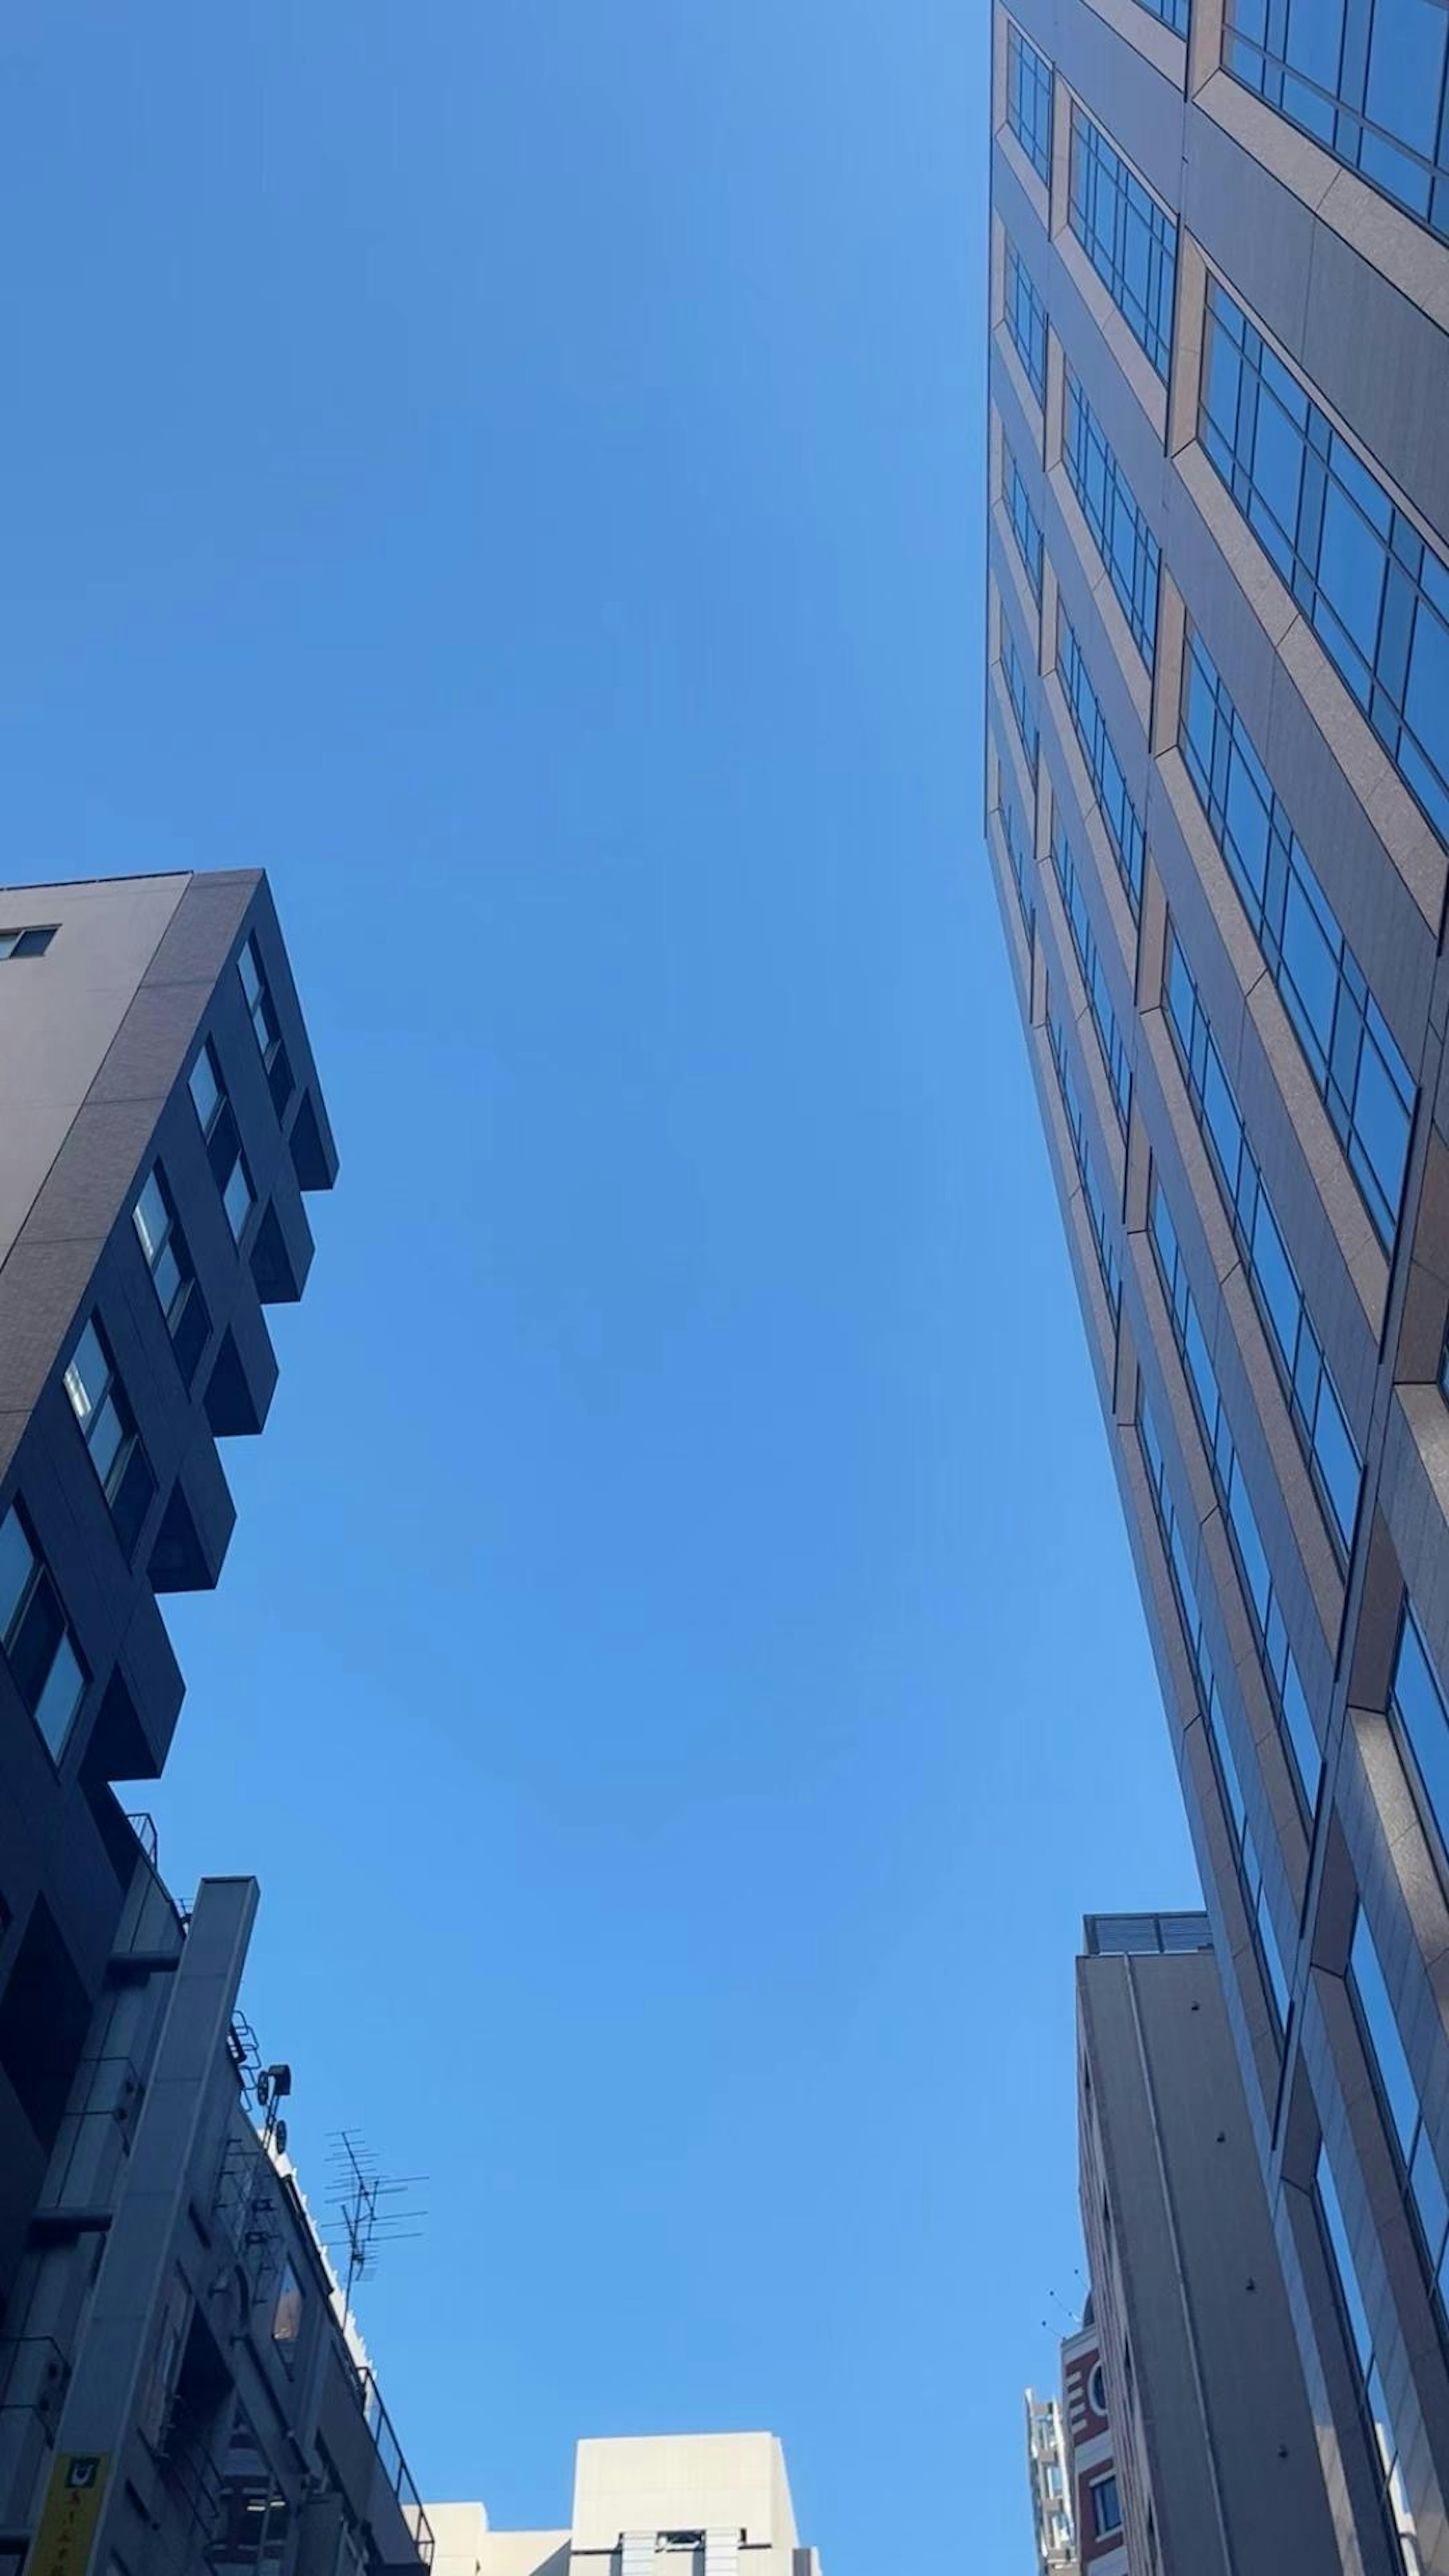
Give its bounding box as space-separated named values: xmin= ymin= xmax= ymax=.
xmin=986 ymin=8 xmax=1449 ymax=2572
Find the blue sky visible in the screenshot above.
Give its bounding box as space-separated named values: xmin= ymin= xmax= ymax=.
xmin=1 ymin=5 xmax=1197 ymax=2566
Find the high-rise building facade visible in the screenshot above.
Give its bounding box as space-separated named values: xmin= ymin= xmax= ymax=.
xmin=429 ymin=2434 xmax=821 ymax=2576
xmin=985 ymin=13 xmax=1449 ymax=2572
xmin=0 ymin=871 xmax=335 ymax=2310
xmin=1024 ymin=2385 xmax=1078 ymax=2576
xmin=1077 ymin=1912 xmax=1339 ymax=2575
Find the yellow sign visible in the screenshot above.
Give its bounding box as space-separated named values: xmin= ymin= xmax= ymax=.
xmin=28 ymin=2452 xmax=111 ymax=2576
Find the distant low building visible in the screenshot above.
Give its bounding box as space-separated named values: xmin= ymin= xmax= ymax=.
xmin=1024 ymin=2387 xmax=1077 ymax=2576
xmin=430 ymin=2433 xmax=820 ymax=2576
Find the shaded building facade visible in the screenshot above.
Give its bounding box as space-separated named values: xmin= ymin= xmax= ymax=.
xmin=0 ymin=1865 xmax=429 ymax=2576
xmin=986 ymin=7 xmax=1449 ymax=2568
xmin=0 ymin=871 xmax=335 ymax=2310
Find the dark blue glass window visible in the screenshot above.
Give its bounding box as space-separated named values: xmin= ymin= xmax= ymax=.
xmin=1224 ymin=1 xmax=1449 ymax=241
xmin=1054 ymin=834 xmax=1132 ymax=1129
xmin=1149 ymin=1175 xmax=1321 ymax=1816
xmin=1063 ymin=365 xmax=1160 ymax=668
xmin=1137 ymin=1394 xmax=1291 ymax=2028
xmin=1058 ymin=609 xmax=1145 ymax=916
xmin=1068 ymin=109 xmax=1178 ymax=380
xmin=1006 ymin=21 xmax=1053 ymax=186
xmin=1046 ymin=1010 xmax=1122 ymax=1320
xmin=1349 ymin=1905 xmax=1449 ymax=2327
xmin=1134 ymin=0 xmax=1188 ymax=27
xmin=1005 ymin=442 xmax=1044 ymax=603
xmin=1164 ymin=927 xmax=1362 ymax=1566
xmin=1391 ymin=1604 xmax=1449 ymax=1894
xmin=1004 ymin=237 xmax=1048 ymax=406
xmin=1200 ymin=280 xmax=1449 ymax=845
xmin=1179 ymin=628 xmax=1415 ymax=1249
xmin=1004 ymin=624 xmax=1039 ymax=774
xmin=1317 ymin=2142 xmax=1424 ymax=2575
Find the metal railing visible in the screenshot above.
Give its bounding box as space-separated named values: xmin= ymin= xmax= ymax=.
xmin=357 ymin=2370 xmax=434 ymax=2565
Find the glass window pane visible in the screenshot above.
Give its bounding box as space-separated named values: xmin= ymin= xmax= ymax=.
xmin=63 ymin=1321 xmax=108 ymax=1429
xmin=189 ymin=1045 xmax=222 ymax=1134
xmin=32 ymin=1629 xmax=85 ymax=1756
xmin=134 ymin=1174 xmax=169 ymax=1267
xmin=223 ymin=1157 xmax=255 ymax=1243
xmin=0 ymin=1509 xmax=35 ymax=1642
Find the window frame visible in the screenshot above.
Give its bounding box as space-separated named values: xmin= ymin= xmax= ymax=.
xmin=0 ymin=1500 xmax=89 ymax=1761
xmin=62 ymin=1316 xmax=158 ymax=1559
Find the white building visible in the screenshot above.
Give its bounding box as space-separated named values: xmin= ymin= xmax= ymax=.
xmin=429 ymin=2432 xmax=820 ymax=2576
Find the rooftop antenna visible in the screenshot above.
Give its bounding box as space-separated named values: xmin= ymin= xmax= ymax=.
xmin=325 ymin=2131 xmax=428 ymax=2337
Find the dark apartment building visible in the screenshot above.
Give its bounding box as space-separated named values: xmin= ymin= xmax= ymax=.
xmin=0 ymin=1859 xmax=430 ymax=2576
xmin=985 ymin=9 xmax=1449 ymax=2571
xmin=0 ymin=871 xmax=335 ymax=2315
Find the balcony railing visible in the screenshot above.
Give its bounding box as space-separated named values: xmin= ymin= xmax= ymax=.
xmin=357 ymin=2369 xmax=434 ymax=2566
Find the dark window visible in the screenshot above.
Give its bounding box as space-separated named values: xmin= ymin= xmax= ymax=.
xmin=1057 ymin=607 xmax=1145 ymax=914
xmin=1068 ymin=109 xmax=1178 ymax=380
xmin=1004 ymin=236 xmax=1048 ymax=406
xmin=1004 ymin=442 xmax=1044 ymax=603
xmin=1005 ymin=21 xmax=1053 ymax=185
xmin=189 ymin=1043 xmax=257 ymax=1244
xmin=1063 ymin=363 xmax=1161 ymax=667
xmin=63 ymin=1318 xmax=158 ymax=1559
xmin=1090 ymin=2475 xmax=1122 ymax=2539
xmin=0 ymin=925 xmax=57 ymax=960
xmin=1163 ymin=924 xmax=1361 ymax=1578
xmin=1199 ymin=278 xmax=1449 ymax=844
xmin=238 ymin=935 xmax=294 ymax=1115
xmin=0 ymin=1898 xmax=91 ymax=2146
xmin=1178 ymin=626 xmax=1415 ymax=1248
xmin=1003 ymin=624 xmax=1039 ymax=774
xmin=1045 ymin=1007 xmax=1123 ymax=1321
xmin=1223 ymin=0 xmax=1449 ymax=241
xmin=134 ymin=1167 xmax=211 ymax=1384
xmin=1052 ymin=833 xmax=1132 ymax=1130
xmin=0 ymin=1504 xmax=88 ymax=1758
xmin=271 ymin=2259 xmax=303 ymax=2365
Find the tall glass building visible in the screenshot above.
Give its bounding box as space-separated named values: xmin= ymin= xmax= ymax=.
xmin=986 ymin=8 xmax=1449 ymax=2573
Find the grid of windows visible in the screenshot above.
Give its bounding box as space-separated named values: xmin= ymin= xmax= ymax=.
xmin=1004 ymin=236 xmax=1048 ymax=406
xmin=1058 ymin=609 xmax=1145 ymax=915
xmin=1068 ymin=109 xmax=1178 ymax=380
xmin=1138 ymin=1397 xmax=1292 ymax=2026
xmin=190 ymin=1042 xmax=257 ymax=1244
xmin=1054 ymin=834 xmax=1132 ymax=1130
xmin=1223 ymin=1 xmax=1449 ymax=242
xmin=1200 ymin=280 xmax=1449 ymax=844
xmin=1149 ymin=1177 xmax=1321 ymax=1816
xmin=1349 ymin=1905 xmax=1449 ymax=2325
xmin=63 ymin=1319 xmax=157 ymax=1560
xmin=1179 ymin=628 xmax=1415 ymax=1250
xmin=1389 ymin=1604 xmax=1449 ymax=1894
xmin=1134 ymin=0 xmax=1188 ymax=27
xmin=0 ymin=1504 xmax=87 ymax=1759
xmin=1047 ymin=1009 xmax=1123 ymax=1321
xmin=1005 ymin=20 xmax=1053 ymax=186
xmin=1004 ymin=443 xmax=1044 ymax=603
xmin=1316 ymin=2142 xmax=1422 ymax=2576
xmin=1163 ymin=927 xmax=1362 ymax=1564
xmin=1063 ymin=364 xmax=1160 ymax=667
xmin=133 ymin=1168 xmax=211 ymax=1386
xmin=1004 ymin=626 xmax=1039 ymax=773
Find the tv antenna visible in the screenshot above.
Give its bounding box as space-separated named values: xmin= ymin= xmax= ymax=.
xmin=326 ymin=2132 xmax=427 ymax=2333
